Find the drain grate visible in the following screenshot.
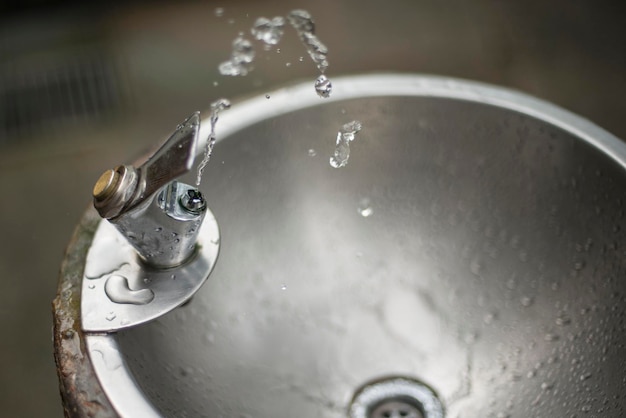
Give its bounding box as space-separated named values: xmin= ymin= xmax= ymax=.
xmin=349 ymin=377 xmax=444 ymax=418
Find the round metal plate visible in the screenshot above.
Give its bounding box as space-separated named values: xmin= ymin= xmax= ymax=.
xmin=81 ymin=208 xmax=220 ymax=333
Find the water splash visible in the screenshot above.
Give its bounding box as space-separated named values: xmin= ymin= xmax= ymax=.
xmin=251 ymin=16 xmax=285 ymax=46
xmin=330 ymin=121 xmax=362 ymax=168
xmin=218 ymin=36 xmax=255 ymax=76
xmin=287 ymin=10 xmax=329 ymax=72
xmin=287 ymin=9 xmax=332 ymax=97
xmin=196 ymin=98 xmax=231 ymax=186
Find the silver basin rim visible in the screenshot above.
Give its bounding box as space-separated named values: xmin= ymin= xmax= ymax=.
xmin=84 ymin=73 xmax=626 ymax=418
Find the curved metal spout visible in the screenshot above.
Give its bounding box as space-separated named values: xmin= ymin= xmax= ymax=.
xmin=92 ymin=112 xmax=207 ymax=268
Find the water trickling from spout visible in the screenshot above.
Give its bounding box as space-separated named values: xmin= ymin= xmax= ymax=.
xmin=196 ymin=98 xmax=231 ymax=186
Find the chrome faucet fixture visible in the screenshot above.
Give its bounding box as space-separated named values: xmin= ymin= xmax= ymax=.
xmin=81 ymin=112 xmax=220 ymax=333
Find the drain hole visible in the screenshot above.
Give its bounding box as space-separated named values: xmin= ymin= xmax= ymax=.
xmin=369 ymin=399 xmax=424 ymax=418
xmin=349 ymin=377 xmax=444 ymax=418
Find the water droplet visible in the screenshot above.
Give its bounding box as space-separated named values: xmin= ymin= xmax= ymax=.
xmin=106 ymin=312 xmax=116 ymax=321
xmin=540 ymin=382 xmax=553 ymax=390
xmin=470 ymin=259 xmax=483 ymax=276
xmin=88 ymin=284 xmax=96 ymax=290
xmin=155 ymin=227 xmax=162 ymax=232
xmin=213 ymin=81 xmax=219 ymax=87
xmin=358 ymin=198 xmax=373 ymax=217
xmin=580 ymin=372 xmax=592 ymax=381
xmin=171 ymin=274 xmax=177 ymax=280
xmin=105 ymin=275 xmax=154 ymax=305
xmin=299 ymin=56 xmax=304 ymax=62
xmin=228 ymin=18 xmax=235 ymax=25
xmin=581 ymin=404 xmax=592 ymax=412
xmin=307 ymin=148 xmax=317 ymax=157
xmin=544 ymin=333 xmax=559 ymax=342
xmin=520 ymin=296 xmax=534 ymax=307
xmin=285 ymin=62 xmax=291 ymax=67
xmin=330 ymin=120 xmax=362 ymax=168
xmin=280 ymin=284 xmax=287 ymax=290
xmin=214 ymin=7 xmax=224 ymax=17
xmin=483 ymin=312 xmax=495 ymax=325
xmin=314 ymin=74 xmax=332 ymax=98
xmin=196 ymin=98 xmax=231 ymax=186
xmin=250 ymin=16 xmax=285 ymax=46
xmin=464 ymin=332 xmax=478 ymax=344
xmin=265 ymin=94 xmax=270 ymax=99
xmin=219 ymin=36 xmax=255 ymax=76
xmin=556 ymin=315 xmax=571 ymax=326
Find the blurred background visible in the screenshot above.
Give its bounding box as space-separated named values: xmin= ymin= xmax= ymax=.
xmin=0 ymin=0 xmax=624 ymax=416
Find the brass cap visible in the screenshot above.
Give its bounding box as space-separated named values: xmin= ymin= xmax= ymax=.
xmin=93 ymin=168 xmax=121 ymax=201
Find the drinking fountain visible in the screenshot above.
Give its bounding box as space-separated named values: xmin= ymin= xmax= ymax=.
xmin=53 ymin=74 xmax=626 ymax=418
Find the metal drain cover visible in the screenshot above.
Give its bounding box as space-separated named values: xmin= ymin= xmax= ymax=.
xmin=350 ymin=377 xmax=444 ymax=418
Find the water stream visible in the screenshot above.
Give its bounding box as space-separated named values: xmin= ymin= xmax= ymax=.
xmin=196 ymin=98 xmax=231 ymax=186
xmin=287 ymin=9 xmax=333 ymax=97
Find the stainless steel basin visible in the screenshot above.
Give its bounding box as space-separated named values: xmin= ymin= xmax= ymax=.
xmin=63 ymin=75 xmax=626 ymax=417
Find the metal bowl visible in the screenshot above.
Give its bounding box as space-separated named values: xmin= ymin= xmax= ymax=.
xmin=55 ymin=74 xmax=626 ymax=417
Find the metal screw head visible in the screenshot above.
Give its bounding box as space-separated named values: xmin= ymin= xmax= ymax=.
xmin=93 ymin=168 xmax=121 ymax=201
xmin=180 ymin=189 xmax=207 ymax=213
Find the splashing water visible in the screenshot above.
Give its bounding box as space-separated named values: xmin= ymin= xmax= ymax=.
xmin=287 ymin=9 xmax=332 ymax=97
xmin=314 ymin=75 xmax=332 ymax=98
xmin=330 ymin=121 xmax=362 ymax=168
xmin=196 ymin=98 xmax=231 ymax=186
xmin=287 ymin=10 xmax=329 ymax=72
xmin=251 ymin=16 xmax=285 ymax=46
xmin=219 ymin=36 xmax=255 ymax=76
